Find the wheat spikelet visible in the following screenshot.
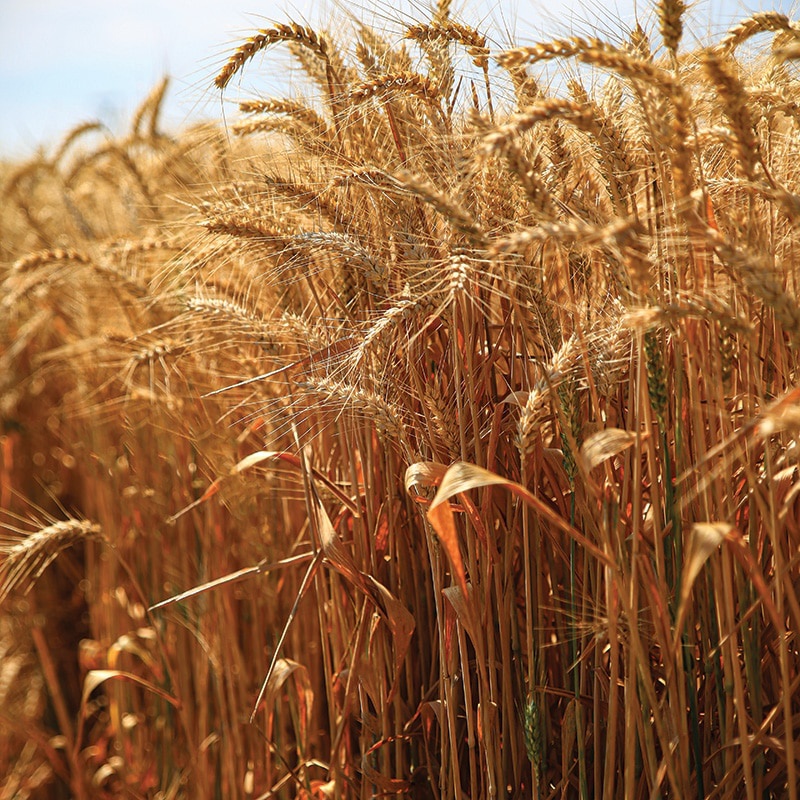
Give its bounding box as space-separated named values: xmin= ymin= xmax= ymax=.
xmin=701 ymin=51 xmax=761 ymax=181
xmin=355 ymin=25 xmax=412 ymax=76
xmin=667 ymin=84 xmax=695 ymax=203
xmin=238 ymin=98 xmax=329 ymax=131
xmin=433 ymin=0 xmax=452 ymax=24
xmin=185 ymin=295 xmax=277 ymax=345
xmin=717 ymin=12 xmax=799 ymax=55
xmin=292 ymin=231 xmax=388 ymax=287
xmin=298 ymin=376 xmax=413 ymax=451
xmin=482 ymin=99 xmax=595 ymax=156
xmin=498 ymin=37 xmax=591 ymax=68
xmin=629 ymin=23 xmax=653 ymax=60
xmin=489 ymin=219 xmax=635 ymax=257
xmin=658 ymin=0 xmax=686 ymax=58
xmin=774 ymin=38 xmax=800 ymax=61
xmin=748 ymin=82 xmax=800 ymax=126
xmin=558 ymin=377 xmax=582 ymax=484
xmin=263 ymin=176 xmax=340 ymax=224
xmin=406 ymin=22 xmax=489 ymax=70
xmin=200 ymin=203 xmax=293 ymax=245
xmin=566 ymin=80 xmax=638 ymax=206
xmin=131 ymin=76 xmax=169 ymax=139
xmin=51 ymin=121 xmax=106 ymax=167
xmin=215 ymin=23 xmax=331 ymax=90
xmin=498 ymin=36 xmax=673 ymax=90
xmin=490 ymin=137 xmax=555 ymax=213
xmin=517 ymin=334 xmax=581 ymax=459
xmin=708 ymin=230 xmax=800 ymax=346
xmin=332 ymin=167 xmax=484 ymax=242
xmin=422 ymin=376 xmax=460 ymax=458
xmin=347 ymin=295 xmax=438 ymax=375
xmin=231 ymin=116 xmax=337 ymax=154
xmin=348 ymin=72 xmax=441 ymax=105
xmin=0 ymin=520 xmax=102 ymax=603
xmin=506 ymin=63 xmax=540 ymax=108
xmin=644 ymin=329 xmax=668 ymax=425
xmin=587 ymin=307 xmax=631 ymax=398
xmin=523 ymin=692 xmax=544 ymax=785
xmin=394 ymin=170 xmax=484 ymax=242
xmin=12 ymin=247 xmax=92 ymax=273
xmin=624 ymin=295 xmax=752 ymax=335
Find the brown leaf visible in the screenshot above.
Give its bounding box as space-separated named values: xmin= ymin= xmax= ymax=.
xmin=168 ymin=450 xmax=357 ymax=523
xmin=404 ymin=461 xmax=448 ymax=494
xmin=580 ymin=427 xmax=637 ymax=472
xmin=442 ymin=584 xmax=475 ymax=637
xmin=315 ymin=498 xmax=370 ymax=595
xmin=255 ymin=658 xmax=313 ymax=741
xmin=428 ymin=462 xmax=612 ymax=568
xmin=427 ymin=499 xmax=469 ymax=599
xmin=81 ymin=669 xmax=180 ymax=709
xmin=683 ymin=523 xmax=729 ymax=602
xmin=149 ymin=552 xmax=314 ymax=612
xmin=368 ymin=577 xmax=415 ymax=702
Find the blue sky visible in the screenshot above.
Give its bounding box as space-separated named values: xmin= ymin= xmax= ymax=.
xmin=0 ymin=0 xmax=794 ymax=157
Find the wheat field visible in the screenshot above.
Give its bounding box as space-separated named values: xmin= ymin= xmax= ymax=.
xmin=2 ymin=3 xmax=800 ymax=798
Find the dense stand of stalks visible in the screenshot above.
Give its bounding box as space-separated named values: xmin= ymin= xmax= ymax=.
xmin=3 ymin=5 xmax=800 ymax=798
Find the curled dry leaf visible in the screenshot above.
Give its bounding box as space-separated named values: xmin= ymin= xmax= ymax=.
xmin=367 ymin=576 xmax=415 ymax=701
xmin=168 ymin=449 xmax=357 ymax=523
xmin=442 ymin=584 xmax=475 ymax=636
xmin=256 ymin=658 xmax=313 ymax=740
xmin=579 ymin=427 xmax=638 ymax=471
xmin=421 ymin=462 xmax=614 ymax=598
xmin=81 ymin=669 xmax=180 ymax=710
xmin=404 ymin=460 xmax=448 ymax=494
xmin=673 ymin=522 xmax=731 ymax=646
xmin=683 ymin=522 xmax=731 ymax=600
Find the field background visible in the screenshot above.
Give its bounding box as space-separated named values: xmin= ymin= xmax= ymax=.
xmin=2 ymin=2 xmax=800 ymax=798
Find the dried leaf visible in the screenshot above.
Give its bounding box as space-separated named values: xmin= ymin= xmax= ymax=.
xmin=442 ymin=584 xmax=475 ymax=637
xmin=315 ymin=498 xmax=370 ymax=595
xmin=256 ymin=658 xmax=313 ymax=741
xmin=427 ymin=499 xmax=469 ymax=598
xmin=149 ymin=552 xmax=314 ymax=612
xmin=368 ymin=577 xmax=415 ymax=701
xmin=427 ymin=462 xmax=612 ymax=569
xmin=674 ymin=523 xmax=729 ymax=647
xmin=404 ymin=461 xmax=448 ymax=494
xmin=682 ymin=522 xmax=730 ymax=602
xmin=169 ymin=450 xmax=356 ymax=523
xmin=81 ymin=669 xmax=180 ymax=709
xmin=580 ymin=427 xmax=637 ymax=471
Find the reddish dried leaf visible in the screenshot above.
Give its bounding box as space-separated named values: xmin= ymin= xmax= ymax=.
xmin=580 ymin=427 xmax=637 ymax=472
xmin=429 ymin=462 xmax=612 ymax=568
xmin=257 ymin=658 xmax=313 ymax=743
xmin=81 ymin=669 xmax=180 ymax=709
xmin=427 ymin=499 xmax=469 ymax=599
xmin=368 ymin=576 xmax=415 ymax=702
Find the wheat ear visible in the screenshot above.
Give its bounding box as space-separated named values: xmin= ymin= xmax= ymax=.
xmin=215 ymin=23 xmax=331 ymax=90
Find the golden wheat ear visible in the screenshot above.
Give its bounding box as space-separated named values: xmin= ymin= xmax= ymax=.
xmin=0 ymin=519 xmax=102 ymax=604
xmin=215 ymin=23 xmax=331 ymax=90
